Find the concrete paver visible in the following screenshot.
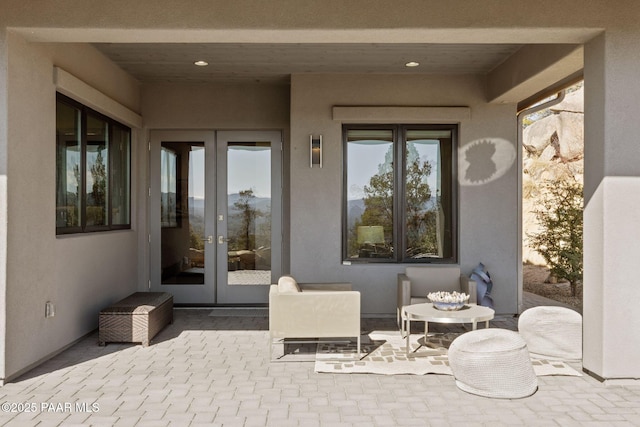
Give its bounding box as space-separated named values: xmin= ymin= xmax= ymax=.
xmin=0 ymin=293 xmax=638 ymax=426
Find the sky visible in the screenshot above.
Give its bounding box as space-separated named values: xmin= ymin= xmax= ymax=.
xmin=347 ymin=140 xmax=440 ymax=201
xmin=186 ymin=145 xmax=271 ymax=200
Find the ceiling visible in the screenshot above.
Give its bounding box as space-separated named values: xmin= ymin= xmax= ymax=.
xmin=92 ymin=43 xmax=523 ymax=84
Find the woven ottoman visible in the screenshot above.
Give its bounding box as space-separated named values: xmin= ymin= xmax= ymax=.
xmin=448 ymin=329 xmax=538 ymax=399
xmin=518 ymin=306 xmax=582 ymax=361
xmin=99 ymin=292 xmax=173 ymax=346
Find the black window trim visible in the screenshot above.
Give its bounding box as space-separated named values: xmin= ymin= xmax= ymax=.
xmin=342 ymin=123 xmax=458 ymax=264
xmin=56 ymin=92 xmax=132 ymax=235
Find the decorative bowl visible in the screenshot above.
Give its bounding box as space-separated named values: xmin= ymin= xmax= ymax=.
xmin=427 ymin=291 xmax=470 ymax=311
xmin=431 ymin=301 xmax=466 ymax=311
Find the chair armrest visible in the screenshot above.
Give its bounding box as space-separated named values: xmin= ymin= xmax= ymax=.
xmin=460 ymin=275 xmax=478 ymax=305
xmin=397 ymin=273 xmax=412 ymax=311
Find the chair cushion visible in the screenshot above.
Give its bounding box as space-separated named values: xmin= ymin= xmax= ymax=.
xmin=277 ymin=275 xmax=301 ymax=293
xmin=405 ymin=266 xmax=461 ymax=293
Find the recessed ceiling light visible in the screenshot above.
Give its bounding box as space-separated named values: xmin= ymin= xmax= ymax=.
xmin=194 ymin=60 xmax=209 ymax=66
xmin=405 ymin=61 xmax=420 ymax=67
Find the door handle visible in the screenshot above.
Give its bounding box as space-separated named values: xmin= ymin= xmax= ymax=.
xmin=218 ymin=235 xmax=229 ymax=245
xmin=203 ymin=235 xmax=214 ymax=244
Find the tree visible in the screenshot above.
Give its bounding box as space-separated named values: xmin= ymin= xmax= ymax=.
xmin=232 ymin=189 xmax=262 ymax=250
xmin=528 ymin=179 xmax=583 ymax=296
xmin=404 ymin=155 xmax=435 ymax=256
xmin=356 ymin=144 xmax=435 ymax=257
xmin=91 ymin=148 xmax=107 ymax=207
xmin=360 ymin=165 xmax=394 ymax=236
xmin=189 ymin=224 xmax=204 ymax=250
xmin=88 ymin=147 xmax=107 ymax=225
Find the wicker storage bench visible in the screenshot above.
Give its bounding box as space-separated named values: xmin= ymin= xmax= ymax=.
xmin=99 ymin=292 xmax=173 ymax=347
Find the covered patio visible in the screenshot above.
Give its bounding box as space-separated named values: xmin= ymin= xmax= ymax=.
xmin=1 ymin=294 xmax=638 ymax=426
xmin=2 ymin=0 xmax=640 ymax=390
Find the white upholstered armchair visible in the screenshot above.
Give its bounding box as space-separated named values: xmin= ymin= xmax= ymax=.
xmin=397 ymin=266 xmax=477 ymax=335
xmin=269 ymin=276 xmax=361 ymax=360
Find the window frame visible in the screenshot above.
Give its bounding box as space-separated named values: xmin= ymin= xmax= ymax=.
xmin=56 ymin=93 xmax=132 ymax=235
xmin=342 ymin=123 xmax=458 ymax=264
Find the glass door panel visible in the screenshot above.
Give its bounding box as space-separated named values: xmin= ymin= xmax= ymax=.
xmin=150 ymin=131 xmax=215 ymax=304
xmin=160 ymin=142 xmax=206 ymax=285
xmin=216 ymin=131 xmax=282 ymax=304
xmin=226 ymin=142 xmax=272 ymax=285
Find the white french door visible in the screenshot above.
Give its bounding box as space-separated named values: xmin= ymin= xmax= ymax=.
xmin=149 ymin=130 xmax=282 ymax=304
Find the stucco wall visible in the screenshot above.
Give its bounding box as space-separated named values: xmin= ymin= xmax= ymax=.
xmin=0 ymin=28 xmax=8 ymax=382
xmin=289 ymin=74 xmax=518 ymax=315
xmin=583 ymin=30 xmax=640 ymax=379
xmin=3 ymin=34 xmax=141 ymax=381
xmin=141 ymin=82 xmax=290 ymax=130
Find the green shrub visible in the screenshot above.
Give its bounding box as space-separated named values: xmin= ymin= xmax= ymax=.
xmin=528 ymin=179 xmax=583 ymax=296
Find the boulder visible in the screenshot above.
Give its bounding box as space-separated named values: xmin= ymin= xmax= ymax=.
xmin=555 ymin=112 xmax=584 ymax=161
xmin=522 ymin=85 xmax=583 ymax=267
xmin=538 ymin=144 xmax=557 ymax=162
xmin=523 ymin=115 xmax=558 ymax=154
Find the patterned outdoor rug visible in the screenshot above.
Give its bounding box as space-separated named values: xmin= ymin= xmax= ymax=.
xmin=314 ymin=332 xmax=582 ymax=377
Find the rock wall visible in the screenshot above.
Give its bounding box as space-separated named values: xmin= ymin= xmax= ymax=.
xmin=522 ymin=87 xmax=584 ymax=265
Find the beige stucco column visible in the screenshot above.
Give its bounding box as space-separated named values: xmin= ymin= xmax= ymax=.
xmin=583 ymin=29 xmax=640 ymax=381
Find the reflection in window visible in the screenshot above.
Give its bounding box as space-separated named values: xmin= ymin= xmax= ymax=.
xmin=405 ymin=130 xmax=454 ymax=260
xmin=343 ymin=125 xmax=457 ymax=263
xmin=112 ymin=125 xmax=131 ymax=226
xmin=56 ymin=101 xmax=82 ymax=229
xmin=345 ymin=130 xmax=394 ymax=259
xmin=227 ymin=142 xmax=272 ymax=285
xmin=86 ymin=114 xmax=109 ymax=227
xmin=160 ymin=147 xmax=178 ymax=228
xmin=55 ymin=93 xmax=131 ymax=234
xmin=160 ymin=142 xmax=205 ymax=285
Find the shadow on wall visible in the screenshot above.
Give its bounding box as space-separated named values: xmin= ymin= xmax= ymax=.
xmin=458 ymin=138 xmax=516 ymax=186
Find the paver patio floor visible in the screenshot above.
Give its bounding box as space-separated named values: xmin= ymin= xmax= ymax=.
xmin=1 ymin=293 xmax=639 ymax=426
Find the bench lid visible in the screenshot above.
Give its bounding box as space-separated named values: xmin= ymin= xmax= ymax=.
xmin=100 ymin=292 xmax=172 ymax=314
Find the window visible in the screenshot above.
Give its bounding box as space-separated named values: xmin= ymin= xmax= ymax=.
xmin=56 ymin=93 xmax=131 ymax=234
xmin=343 ymin=124 xmax=457 ymax=263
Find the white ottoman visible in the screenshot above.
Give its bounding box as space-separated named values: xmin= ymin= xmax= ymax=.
xmin=448 ymin=329 xmax=538 ymax=399
xmin=518 ymin=306 xmax=582 ymax=361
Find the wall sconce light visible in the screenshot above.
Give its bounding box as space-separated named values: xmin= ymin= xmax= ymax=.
xmin=310 ymin=135 xmax=322 ymax=168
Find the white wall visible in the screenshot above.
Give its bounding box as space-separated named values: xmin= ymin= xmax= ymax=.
xmin=289 ymin=74 xmax=518 ymax=315
xmin=2 ymin=33 xmax=142 ymax=381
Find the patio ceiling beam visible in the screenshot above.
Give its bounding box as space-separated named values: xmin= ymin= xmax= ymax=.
xmin=12 ymin=28 xmax=602 ymax=45
xmin=0 ymin=0 xmax=620 ymax=40
xmin=485 ymin=44 xmax=584 ymax=105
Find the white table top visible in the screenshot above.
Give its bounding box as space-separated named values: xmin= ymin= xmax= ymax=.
xmin=403 ymin=303 xmax=495 ymax=324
